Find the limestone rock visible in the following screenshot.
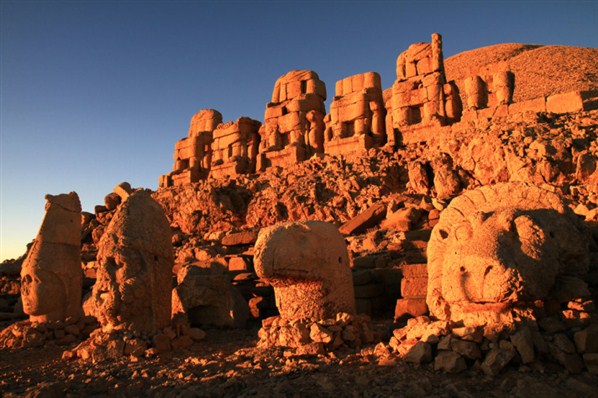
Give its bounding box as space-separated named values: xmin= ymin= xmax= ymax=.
xmin=434 ymin=350 xmax=467 ymax=373
xmin=21 ymin=192 xmax=82 ymax=323
xmin=403 ymin=341 xmax=432 ymax=364
xmin=481 ymin=347 xmax=516 ymax=376
xmin=91 ymin=190 xmax=174 ymax=334
xmin=254 ymin=221 xmax=355 ymax=320
xmin=510 ymin=326 xmax=535 ymax=364
xmin=339 ymin=202 xmax=386 ymax=235
xmin=210 ymin=117 xmax=262 ymax=178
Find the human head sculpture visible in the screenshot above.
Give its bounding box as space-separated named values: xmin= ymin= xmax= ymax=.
xmin=427 ymin=182 xmax=589 ymax=326
xmin=21 ymin=192 xmax=82 ymax=323
xmin=254 ymin=221 xmax=355 ymax=320
xmin=91 ymin=190 xmax=174 ymax=334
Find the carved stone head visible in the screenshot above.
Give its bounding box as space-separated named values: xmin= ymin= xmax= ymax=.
xmin=21 ymin=192 xmax=82 ymax=323
xmin=91 ymin=190 xmax=173 ymax=334
xmin=427 ymin=183 xmax=589 ymax=325
xmin=254 ymin=221 xmax=355 ymax=320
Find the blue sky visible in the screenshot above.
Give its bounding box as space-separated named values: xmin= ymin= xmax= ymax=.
xmin=1 ymin=0 xmax=597 ymax=261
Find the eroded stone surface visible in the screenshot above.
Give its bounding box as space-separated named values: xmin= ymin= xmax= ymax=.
xmin=254 ymin=221 xmax=355 ymax=320
xmin=21 ymin=192 xmax=82 ymax=323
xmin=91 ymin=190 xmax=174 ymax=334
xmin=427 ymin=182 xmax=589 ymax=326
xmin=257 ymin=70 xmax=326 ymax=170
xmin=325 ymin=72 xmax=386 ymax=155
xmin=210 ymin=117 xmax=261 ymax=178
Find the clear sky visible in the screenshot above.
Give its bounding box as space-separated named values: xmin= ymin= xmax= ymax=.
xmin=1 ymin=0 xmax=597 ymax=261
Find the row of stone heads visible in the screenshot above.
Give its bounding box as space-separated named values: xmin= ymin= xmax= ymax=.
xmin=159 ymin=33 xmax=517 ymax=187
xmin=19 ymin=182 xmax=591 ymax=337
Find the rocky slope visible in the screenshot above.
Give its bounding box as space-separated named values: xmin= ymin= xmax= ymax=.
xmin=445 ymin=43 xmax=598 ymax=103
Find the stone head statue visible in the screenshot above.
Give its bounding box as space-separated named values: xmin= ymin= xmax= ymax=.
xmin=254 ymin=221 xmax=355 ymax=320
xmin=427 ymin=182 xmax=589 ymax=325
xmin=21 ymin=192 xmax=82 ymax=323
xmin=91 ymin=190 xmax=173 ymax=334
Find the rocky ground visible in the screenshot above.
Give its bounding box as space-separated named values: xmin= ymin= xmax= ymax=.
xmin=1 ymin=103 xmax=597 ymax=397
xmin=2 ymin=321 xmax=598 ymax=398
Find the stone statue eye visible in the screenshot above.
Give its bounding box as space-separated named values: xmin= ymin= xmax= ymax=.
xmin=454 ymin=223 xmax=472 ymax=241
xmin=438 ymin=229 xmax=449 ymax=240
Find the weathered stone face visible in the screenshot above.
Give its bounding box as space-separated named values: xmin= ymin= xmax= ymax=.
xmin=21 ymin=192 xmax=82 ymax=323
xmin=427 ymin=183 xmax=589 ymax=324
xmin=92 ymin=190 xmax=174 ymax=334
xmin=254 ymin=221 xmax=355 ymax=320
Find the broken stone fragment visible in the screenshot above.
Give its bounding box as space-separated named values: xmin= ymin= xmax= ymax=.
xmin=172 ymin=265 xmax=249 ymax=328
xmin=450 ymin=338 xmax=482 ymax=360
xmin=113 ymin=181 xmax=133 ymax=201
xmin=403 ymin=341 xmax=432 ymax=364
xmin=510 ymin=326 xmax=535 ymax=364
xmin=434 ymin=350 xmax=467 ymax=373
xmin=339 ymin=202 xmax=387 ymax=235
xmin=481 ymin=347 xmax=516 ymax=376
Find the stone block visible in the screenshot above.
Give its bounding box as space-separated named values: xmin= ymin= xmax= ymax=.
xmin=228 ymin=256 xmax=252 ymax=272
xmin=573 ymin=324 xmax=598 ymax=353
xmin=352 ymin=270 xmax=372 ymax=285
xmin=400 ymin=277 xmax=428 ymax=298
xmin=481 ymin=348 xmax=515 ymax=376
xmin=400 ymin=263 xmax=428 ymax=278
xmin=394 ymin=298 xmax=428 ymax=320
xmin=355 ymin=298 xmax=372 ymax=315
xmin=287 ymin=94 xmax=326 ymax=113
xmin=339 ymin=202 xmax=387 ymax=235
xmin=546 ymin=91 xmax=584 ymax=113
xmin=508 ymin=97 xmax=546 ymax=114
xmin=450 ymin=338 xmax=482 ymax=360
xmin=286 ymin=80 xmax=303 ymax=99
xmin=404 ymin=341 xmax=432 ymax=364
xmin=221 ymin=230 xmax=258 ymax=246
xmin=510 ymin=326 xmax=535 ymax=364
xmin=277 ymin=112 xmax=302 ymax=133
xmin=583 ymin=353 xmax=598 ymax=374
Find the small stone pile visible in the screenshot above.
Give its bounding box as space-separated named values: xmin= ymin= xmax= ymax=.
xmin=258 ymin=312 xmax=376 ymax=354
xmin=389 ymin=300 xmax=598 ymax=375
xmin=66 ymin=315 xmax=206 ymax=362
xmin=0 ymin=316 xmax=98 ymax=349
